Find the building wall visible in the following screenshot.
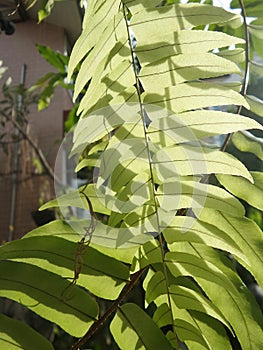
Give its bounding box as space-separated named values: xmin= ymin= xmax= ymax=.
xmin=0 ymin=20 xmax=73 ymax=241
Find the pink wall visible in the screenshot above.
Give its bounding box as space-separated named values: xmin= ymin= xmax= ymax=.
xmin=0 ymin=20 xmax=73 ymax=240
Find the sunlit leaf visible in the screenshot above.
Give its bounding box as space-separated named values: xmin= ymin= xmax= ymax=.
xmin=40 ymin=184 xmax=111 ymax=215
xmin=216 ymin=48 xmax=245 ymax=63
xmin=217 ymin=172 xmax=263 ymax=211
xmin=0 ymin=261 xmax=98 ymax=337
xmin=246 ymin=94 xmax=263 ymax=117
xmin=167 ymin=243 xmax=263 ymax=350
xmin=143 ymin=82 xmax=249 ymax=112
xmin=232 ymin=131 xmax=263 ymax=160
xmin=196 ymin=209 xmax=263 ymax=290
xmin=163 ymin=216 xmax=247 ymax=264
xmin=0 ymin=236 xmax=129 ymax=300
xmin=111 ymin=303 xmax=174 ymax=350
xmin=157 ymin=180 xmax=245 ymax=216
xmin=0 ymin=314 xmax=54 ymax=350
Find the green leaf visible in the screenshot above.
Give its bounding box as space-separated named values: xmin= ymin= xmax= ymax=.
xmin=143 ymin=270 xmax=166 ymax=305
xmin=136 ymin=30 xmax=244 ymax=64
xmin=71 ymin=106 xmax=141 ymax=156
xmin=24 ymin=219 xmax=145 ymax=261
xmin=173 ymin=319 xmax=209 ymax=349
xmin=152 ymin=289 xmax=230 ymax=349
xmin=139 ymin=53 xmax=241 ymax=88
xmin=217 ymin=172 xmax=263 ymax=210
xmin=68 ymin=0 xmax=122 ymax=79
xmin=91 ymin=244 xmax=138 ymax=264
xmin=65 ymin=104 xmax=79 ymax=132
xmin=0 ymin=236 xmax=129 ymax=300
xmin=36 ymin=45 xmax=68 ymax=73
xmin=40 ymin=184 xmax=111 ymax=215
xmin=0 ymin=261 xmax=98 ymax=337
xmin=123 ymin=0 xmax=161 ymax=14
xmin=24 ymin=0 xmax=37 ymax=10
xmin=245 ymin=3 xmax=263 ymax=19
xmin=153 ymin=289 xmax=221 ymax=349
xmin=197 ymin=209 xmax=263 ymax=290
xmin=29 ymin=72 xmax=57 ymax=90
xmin=250 ymin=60 xmax=263 ymax=75
xmin=169 ymin=285 xmax=230 ymax=330
xmin=0 ymin=314 xmax=54 ymax=350
xmin=249 ymin=24 xmax=263 ymax=39
xmin=143 ymin=82 xmax=249 ymax=113
xmin=149 ymin=110 xmax=262 ymax=144
xmin=231 ymin=0 xmax=262 ymax=10
xmin=38 ymin=0 xmax=55 ymax=22
xmin=166 ymin=251 xmax=235 ymax=291
xmin=152 ymin=303 xmax=171 ymax=328
xmin=24 ymin=219 xmax=80 ymax=241
xmin=131 ymin=240 xmax=162 ymax=271
xmin=232 ymin=131 xmax=263 ymax=160
xmin=246 ymin=94 xmax=263 ymax=117
xmin=157 ymin=180 xmax=245 ymax=216
xmin=216 ymin=48 xmax=245 ymax=63
xmin=78 ymin=56 xmax=133 ymax=115
xmin=167 ymin=243 xmax=263 ymax=350
xmin=131 ymin=4 xmax=242 ymax=43
xmin=163 ymin=216 xmax=247 ymax=264
xmin=37 ymin=74 xmax=62 ymax=110
xmin=110 ymin=303 xmax=174 ymax=350
xmin=187 ymin=311 xmax=232 ymax=350
xmin=251 ymin=32 xmax=263 ymax=59
xmin=73 ymin=13 xmax=128 ymax=100
xmin=153 ymin=145 xmax=253 ymax=180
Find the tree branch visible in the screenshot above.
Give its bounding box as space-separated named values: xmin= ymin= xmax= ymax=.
xmin=5 ymin=114 xmax=62 ymax=186
xmin=71 ymin=267 xmax=146 ymax=350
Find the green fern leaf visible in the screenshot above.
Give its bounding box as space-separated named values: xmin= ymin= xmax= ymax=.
xmin=110 ymin=303 xmax=174 ymax=350
xmin=0 ymin=261 xmax=98 ymax=337
xmin=0 ymin=314 xmax=53 ymax=350
xmin=0 ymin=236 xmax=129 ymax=300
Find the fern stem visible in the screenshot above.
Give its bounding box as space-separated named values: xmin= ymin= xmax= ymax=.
xmin=220 ymin=0 xmax=250 ymax=152
xmin=71 ymin=268 xmax=146 ymax=350
xmin=121 ymin=2 xmax=178 ymax=346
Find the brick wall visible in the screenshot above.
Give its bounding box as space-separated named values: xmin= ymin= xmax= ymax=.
xmin=0 ymin=20 xmax=73 ymax=240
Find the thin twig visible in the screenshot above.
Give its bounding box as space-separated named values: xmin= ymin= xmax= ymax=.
xmin=71 ymin=267 xmax=146 ymax=350
xmin=61 ymin=189 xmax=96 ymax=300
xmin=5 ymin=114 xmax=62 ymax=185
